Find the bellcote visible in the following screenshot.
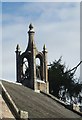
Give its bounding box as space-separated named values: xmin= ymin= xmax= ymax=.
xmin=15 ymin=24 xmax=49 ymax=93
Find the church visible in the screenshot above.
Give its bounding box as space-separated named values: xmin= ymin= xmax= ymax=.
xmin=0 ymin=24 xmax=82 ymax=119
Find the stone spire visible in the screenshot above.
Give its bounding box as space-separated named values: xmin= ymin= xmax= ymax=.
xmin=15 ymin=44 xmax=21 ymax=83
xmin=27 ymin=23 xmax=35 ymax=51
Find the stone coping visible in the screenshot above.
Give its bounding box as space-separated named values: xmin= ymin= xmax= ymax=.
xmin=0 ymin=81 xmax=28 ymax=119
xmin=40 ymin=91 xmax=82 ymax=117
xmin=1 ymin=80 xmax=81 ymax=119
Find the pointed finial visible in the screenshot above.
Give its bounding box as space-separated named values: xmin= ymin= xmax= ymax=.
xmin=43 ymin=44 xmax=48 ymax=52
xmin=16 ymin=44 xmax=20 ymax=51
xmin=29 ymin=23 xmax=33 ymax=30
xmin=43 ymin=44 xmax=46 ymax=50
xmin=28 ymin=23 xmax=35 ymax=33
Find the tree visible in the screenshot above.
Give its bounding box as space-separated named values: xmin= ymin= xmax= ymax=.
xmin=48 ymin=57 xmax=81 ymax=99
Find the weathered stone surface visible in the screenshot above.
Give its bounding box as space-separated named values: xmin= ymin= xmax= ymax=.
xmin=2 ymin=80 xmax=81 ymax=119
xmin=0 ymin=94 xmax=14 ymax=118
xmin=19 ymin=110 xmax=28 ymax=118
xmin=15 ymin=24 xmax=49 ymax=93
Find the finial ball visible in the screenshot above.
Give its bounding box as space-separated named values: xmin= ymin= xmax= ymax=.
xmin=29 ymin=23 xmax=33 ymax=30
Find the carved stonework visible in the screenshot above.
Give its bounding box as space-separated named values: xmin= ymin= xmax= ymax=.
xmin=15 ymin=24 xmax=49 ymax=93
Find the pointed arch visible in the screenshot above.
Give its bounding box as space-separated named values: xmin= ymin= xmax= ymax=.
xmin=36 ymin=52 xmax=44 ymax=80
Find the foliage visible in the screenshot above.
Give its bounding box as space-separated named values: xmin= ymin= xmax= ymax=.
xmin=48 ymin=57 xmax=82 ymax=99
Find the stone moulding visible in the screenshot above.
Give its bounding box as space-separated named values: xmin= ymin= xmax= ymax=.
xmin=0 ymin=82 xmax=28 ymax=119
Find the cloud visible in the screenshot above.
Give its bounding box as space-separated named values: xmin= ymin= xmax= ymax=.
xmin=80 ymin=1 xmax=82 ymax=81
xmin=2 ymin=2 xmax=80 ymax=82
xmin=2 ymin=23 xmax=27 ymax=80
xmin=0 ymin=2 xmax=2 ymax=79
xmin=2 ymin=0 xmax=81 ymax=2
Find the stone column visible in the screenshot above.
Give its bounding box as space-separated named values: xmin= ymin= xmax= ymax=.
xmin=43 ymin=44 xmax=49 ymax=93
xmin=32 ymin=44 xmax=37 ymax=91
xmin=15 ymin=44 xmax=21 ymax=82
xmin=28 ymin=24 xmax=36 ymax=90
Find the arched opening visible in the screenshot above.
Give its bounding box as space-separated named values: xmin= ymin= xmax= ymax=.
xmin=23 ymin=58 xmax=30 ymax=80
xmin=36 ymin=58 xmax=41 ymax=79
xmin=36 ymin=53 xmax=44 ymax=80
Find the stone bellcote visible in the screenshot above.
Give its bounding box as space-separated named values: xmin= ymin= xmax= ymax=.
xmin=15 ymin=24 xmax=49 ymax=93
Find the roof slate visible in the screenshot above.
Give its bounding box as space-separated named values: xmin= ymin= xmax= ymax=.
xmin=1 ymin=80 xmax=82 ymax=119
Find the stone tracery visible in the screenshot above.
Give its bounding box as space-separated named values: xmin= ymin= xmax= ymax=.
xmin=15 ymin=24 xmax=49 ymax=93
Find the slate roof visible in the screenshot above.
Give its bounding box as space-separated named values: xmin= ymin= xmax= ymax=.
xmin=1 ymin=80 xmax=82 ymax=119
xmin=0 ymin=84 xmax=2 ymax=95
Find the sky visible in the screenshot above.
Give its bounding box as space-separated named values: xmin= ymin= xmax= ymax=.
xmin=0 ymin=2 xmax=2 ymax=79
xmin=1 ymin=2 xmax=81 ymax=82
xmin=80 ymin=2 xmax=82 ymax=82
xmin=1 ymin=0 xmax=81 ymax=2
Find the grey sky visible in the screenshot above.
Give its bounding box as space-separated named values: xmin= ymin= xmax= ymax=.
xmin=1 ymin=2 xmax=80 ymax=82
